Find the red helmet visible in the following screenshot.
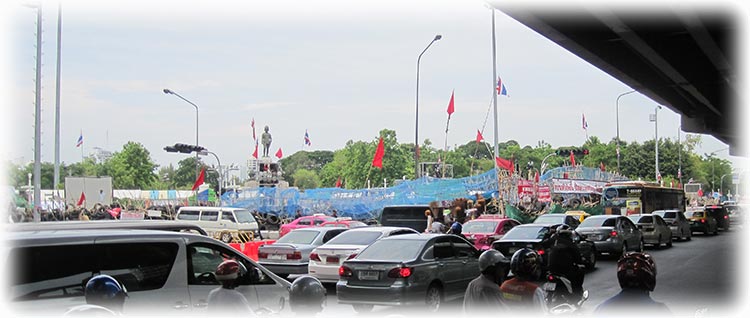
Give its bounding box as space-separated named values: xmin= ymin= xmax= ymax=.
xmin=617 ymin=252 xmax=657 ymax=291
xmin=215 ymin=259 xmax=244 ymax=282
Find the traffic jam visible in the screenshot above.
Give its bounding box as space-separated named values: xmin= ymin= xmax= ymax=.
xmin=5 ymin=196 xmax=743 ymax=316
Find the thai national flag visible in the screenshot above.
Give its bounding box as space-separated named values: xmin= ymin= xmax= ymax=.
xmin=496 ymin=77 xmax=508 ymax=96
xmin=582 ymin=113 xmax=588 ymax=130
xmin=304 ymin=130 xmax=311 ymax=146
xmin=76 ymin=133 xmax=83 ymax=148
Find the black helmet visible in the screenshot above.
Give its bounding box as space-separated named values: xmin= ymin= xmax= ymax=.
xmin=510 ymin=248 xmax=542 ymax=280
xmin=555 ymin=224 xmax=573 ymax=239
xmin=478 ymin=249 xmax=510 ymax=272
xmin=290 ymin=275 xmax=326 ymax=313
xmin=215 ymin=259 xmax=247 ymax=289
xmin=84 ymin=274 xmax=128 ymax=312
xmin=617 ymin=252 xmax=657 ymax=291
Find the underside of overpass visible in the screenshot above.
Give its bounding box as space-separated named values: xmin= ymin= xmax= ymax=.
xmin=493 ymin=3 xmax=741 ymax=156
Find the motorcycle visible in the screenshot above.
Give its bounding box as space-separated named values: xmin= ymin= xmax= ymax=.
xmin=543 ymin=272 xmax=589 ymax=314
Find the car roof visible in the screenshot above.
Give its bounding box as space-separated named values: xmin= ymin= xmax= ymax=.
xmin=7 ymin=220 xmax=208 ymax=235
xmin=346 ymin=226 xmax=416 ymax=233
xmin=586 ymin=215 xmax=620 ymax=219
xmin=7 ymin=228 xmax=206 ymax=242
xmin=377 ymin=233 xmax=457 ymax=242
xmin=513 ymin=223 xmax=557 ymax=229
xmin=288 ymin=227 xmax=348 ymax=234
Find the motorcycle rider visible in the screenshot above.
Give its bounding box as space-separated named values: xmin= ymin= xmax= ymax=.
xmin=463 ymin=249 xmax=510 ymax=313
xmin=595 ymin=252 xmax=671 ymax=315
xmin=500 ymin=248 xmax=548 ymax=314
xmin=289 ymin=275 xmax=327 ymax=315
xmin=547 ymin=224 xmax=585 ymax=300
xmin=64 ymin=274 xmax=128 ymax=316
xmin=206 ymin=259 xmax=257 ymax=316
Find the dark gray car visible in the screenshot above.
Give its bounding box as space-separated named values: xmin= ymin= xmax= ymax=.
xmin=628 ymin=214 xmax=673 ymax=248
xmin=576 ymin=215 xmax=643 ymax=257
xmin=652 ymin=210 xmax=692 ymax=241
xmin=258 ymin=227 xmax=347 ymax=278
xmin=533 ymin=214 xmax=581 ymax=230
xmin=337 ymin=234 xmax=480 ymax=313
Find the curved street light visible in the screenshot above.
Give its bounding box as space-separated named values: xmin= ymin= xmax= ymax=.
xmin=164 ymin=88 xmax=200 ymax=178
xmin=615 ymin=90 xmax=636 ymax=173
xmin=414 ymin=34 xmax=442 ymax=178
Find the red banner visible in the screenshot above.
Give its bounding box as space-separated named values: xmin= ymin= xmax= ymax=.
xmin=538 ymin=186 xmax=551 ymax=202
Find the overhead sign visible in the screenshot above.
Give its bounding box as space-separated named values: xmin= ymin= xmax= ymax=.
xmin=551 ymin=179 xmax=606 ymax=194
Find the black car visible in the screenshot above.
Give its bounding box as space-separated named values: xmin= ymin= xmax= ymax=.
xmin=705 ymin=205 xmax=730 ymax=230
xmin=533 ymin=214 xmax=582 ymax=230
xmin=491 ymin=224 xmax=596 ymax=272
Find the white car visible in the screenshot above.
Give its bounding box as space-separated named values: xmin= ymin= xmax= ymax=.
xmin=6 ymin=228 xmax=290 ymax=316
xmin=307 ymin=226 xmax=419 ymax=283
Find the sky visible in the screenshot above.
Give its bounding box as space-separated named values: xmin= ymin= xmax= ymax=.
xmin=2 ymin=0 xmax=748 ymax=183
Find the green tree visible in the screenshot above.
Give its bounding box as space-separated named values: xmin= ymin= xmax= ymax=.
xmin=292 ymin=169 xmax=321 ymax=190
xmin=279 ymin=150 xmax=334 ymax=185
xmin=107 ymin=142 xmax=159 ymax=189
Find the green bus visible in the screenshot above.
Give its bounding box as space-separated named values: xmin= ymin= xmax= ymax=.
xmin=601 ymin=181 xmax=686 ymax=215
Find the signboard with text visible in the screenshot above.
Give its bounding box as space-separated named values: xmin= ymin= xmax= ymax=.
xmin=551 ymin=179 xmax=606 ymax=194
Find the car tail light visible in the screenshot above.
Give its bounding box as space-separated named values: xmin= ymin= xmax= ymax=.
xmin=339 ymin=266 xmax=353 ymax=277
xmin=310 ymin=252 xmax=321 ymax=262
xmin=724 ymin=215 xmax=729 ymax=219
xmin=258 ymin=252 xmax=268 ymax=259
xmin=388 ymin=267 xmax=413 ymax=278
xmin=347 ymin=253 xmax=358 ymax=260
xmin=610 ymin=230 xmax=618 ymax=237
xmin=537 ymin=249 xmax=545 ymax=256
xmin=286 ymin=251 xmax=302 ymax=260
xmin=700 ymin=219 xmax=706 ymax=223
xmin=548 ymin=275 xmax=555 ymax=282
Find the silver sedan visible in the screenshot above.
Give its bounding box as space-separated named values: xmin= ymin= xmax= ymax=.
xmin=258 ymin=227 xmax=347 ymax=278
xmin=628 ymin=214 xmax=673 ymax=248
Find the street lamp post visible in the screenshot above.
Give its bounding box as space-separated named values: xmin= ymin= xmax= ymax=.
xmin=649 ymin=106 xmax=662 ymax=182
xmin=540 ymin=152 xmax=556 ymax=175
xmin=615 ymin=90 xmax=636 ymax=173
xmin=199 ymin=150 xmax=222 ymax=206
xmin=720 ymin=173 xmax=731 ymax=197
xmin=414 ymin=34 xmax=442 ymax=179
xmin=163 ymin=89 xmax=200 ymax=179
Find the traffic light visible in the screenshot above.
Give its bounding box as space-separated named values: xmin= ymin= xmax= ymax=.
xmin=555 ymin=147 xmax=589 ymax=156
xmin=164 ymin=143 xmax=205 ymax=154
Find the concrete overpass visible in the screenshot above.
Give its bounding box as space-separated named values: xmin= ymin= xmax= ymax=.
xmin=493 ymin=3 xmax=741 ymax=155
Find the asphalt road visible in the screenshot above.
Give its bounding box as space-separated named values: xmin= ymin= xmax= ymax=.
xmin=288 ymin=224 xmax=746 ymax=317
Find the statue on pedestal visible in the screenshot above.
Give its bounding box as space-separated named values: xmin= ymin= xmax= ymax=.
xmin=261 ymin=126 xmax=272 ymax=157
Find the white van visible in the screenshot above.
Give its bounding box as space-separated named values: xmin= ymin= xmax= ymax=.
xmin=6 ymin=229 xmax=290 ymax=316
xmin=175 ymin=206 xmax=262 ymax=242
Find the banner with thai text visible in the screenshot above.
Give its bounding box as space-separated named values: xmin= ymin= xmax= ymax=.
xmin=551 ymin=179 xmax=607 ymax=194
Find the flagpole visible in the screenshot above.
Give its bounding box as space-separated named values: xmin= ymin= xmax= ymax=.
xmin=490 ymin=8 xmax=504 ymax=217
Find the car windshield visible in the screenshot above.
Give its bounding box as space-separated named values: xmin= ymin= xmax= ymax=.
xmin=233 ymin=209 xmax=257 ymax=223
xmin=275 ymin=230 xmax=319 ymax=244
xmin=357 ymin=239 xmax=424 ymax=261
xmin=534 ymin=214 xmax=562 ymax=223
xmin=580 ymin=217 xmax=616 ymax=228
xmin=654 ymin=211 xmax=677 ymax=219
xmin=629 ymin=215 xmax=652 ymax=224
xmin=690 ymin=211 xmax=705 ymax=218
xmin=502 ymin=226 xmax=549 ymax=240
xmin=463 ymin=221 xmax=499 ymax=233
xmin=325 ymin=231 xmax=382 ymax=245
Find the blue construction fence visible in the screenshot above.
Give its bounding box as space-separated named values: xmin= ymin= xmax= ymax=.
xmin=222 ymin=169 xmax=501 ymax=220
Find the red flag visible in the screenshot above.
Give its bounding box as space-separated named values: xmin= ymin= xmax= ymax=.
xmin=495 ymin=157 xmax=514 ymax=174
xmin=446 ymin=91 xmax=455 ymax=117
xmin=335 ymin=176 xmax=342 ymax=188
xmin=600 ymin=162 xmax=606 ymax=172
xmin=77 ymin=192 xmax=86 ymax=206
xmin=697 ymin=188 xmax=704 ymax=197
xmin=476 ymin=130 xmax=484 ymax=143
xmin=534 ymin=171 xmax=540 ymax=183
xmin=191 ymin=168 xmax=205 ymax=191
xmin=251 ymin=118 xmax=256 ymax=141
xmin=275 ymin=148 xmax=283 ymax=159
xmin=569 ymin=150 xmax=576 ymax=166
xmin=372 ymin=137 xmax=385 ymax=169
xmin=252 ymin=143 xmax=258 ymax=159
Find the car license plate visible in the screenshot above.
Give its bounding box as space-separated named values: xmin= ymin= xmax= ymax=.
xmin=326 ymin=256 xmax=339 ymax=263
xmin=543 ymin=282 xmax=557 ymax=292
xmin=268 ymin=254 xmax=285 ymax=260
xmin=358 ymin=270 xmax=379 ymax=281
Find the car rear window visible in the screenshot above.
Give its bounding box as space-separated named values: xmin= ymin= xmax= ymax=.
xmin=690 ymin=211 xmax=705 ymax=218
xmin=629 ymin=215 xmax=652 ymax=224
xmin=463 ymin=221 xmax=499 ymax=233
xmin=656 ymin=212 xmax=677 ymax=219
xmin=580 ymin=217 xmax=616 ymax=228
xmin=357 ymin=239 xmax=423 ymax=261
xmin=325 ymin=231 xmax=382 ymax=245
xmin=502 ymin=226 xmax=549 ymax=240
xmin=533 ymin=214 xmax=562 ymax=223
xmin=233 ymin=209 xmax=257 ymax=223
xmin=275 ymin=230 xmax=320 ymax=244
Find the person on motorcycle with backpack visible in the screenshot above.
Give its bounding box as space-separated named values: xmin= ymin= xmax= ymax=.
xmin=463 ymin=249 xmax=511 ymax=313
xmin=547 ymin=224 xmax=585 ymax=300
xmin=500 ymin=248 xmax=548 ymax=314
xmin=595 ymin=252 xmax=671 ymax=315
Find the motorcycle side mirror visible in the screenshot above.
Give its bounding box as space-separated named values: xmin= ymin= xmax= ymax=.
xmin=582 ymin=290 xmax=589 ymax=301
